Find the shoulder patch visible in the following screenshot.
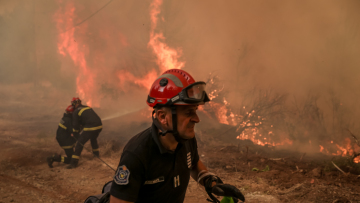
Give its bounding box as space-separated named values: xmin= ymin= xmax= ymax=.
xmin=114 ymin=165 xmax=130 ymax=185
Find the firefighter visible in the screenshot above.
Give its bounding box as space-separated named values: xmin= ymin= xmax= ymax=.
xmin=47 ymin=105 xmax=77 ymax=168
xmin=67 ymin=97 xmax=103 ymax=169
xmin=109 ymin=69 xmax=245 ymax=203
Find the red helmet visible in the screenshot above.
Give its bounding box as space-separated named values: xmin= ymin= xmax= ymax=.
xmin=147 ymin=69 xmax=210 ymax=108
xmin=65 ymin=105 xmax=74 ymax=113
xmin=71 ymin=97 xmax=81 ymax=106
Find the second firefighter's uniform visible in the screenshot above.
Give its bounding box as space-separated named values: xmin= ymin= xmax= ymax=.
xmin=71 ymin=104 xmax=102 ymax=162
xmin=55 ymin=112 xmax=77 ymax=164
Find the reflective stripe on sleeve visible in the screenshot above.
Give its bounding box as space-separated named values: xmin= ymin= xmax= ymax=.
xmin=83 ymin=126 xmax=103 ymax=131
xmin=59 ymin=123 xmax=67 ymax=130
xmin=61 ymin=156 xmax=65 ymax=163
xmin=72 ymin=155 xmax=80 ymax=159
xmin=61 ymin=145 xmax=74 ymax=149
xmin=78 ymin=107 xmax=91 ymax=116
xmin=73 ymin=128 xmax=79 ymax=132
xmin=92 ymin=148 xmax=99 ymax=152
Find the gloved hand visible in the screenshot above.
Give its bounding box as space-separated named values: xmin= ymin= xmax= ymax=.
xmin=204 ymin=176 xmax=245 ymax=203
xmin=212 ymin=184 xmax=245 ymax=203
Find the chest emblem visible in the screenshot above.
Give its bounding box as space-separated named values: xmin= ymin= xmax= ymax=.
xmin=114 ymin=165 xmax=130 ymax=185
xmin=187 ymin=152 xmax=192 ymax=168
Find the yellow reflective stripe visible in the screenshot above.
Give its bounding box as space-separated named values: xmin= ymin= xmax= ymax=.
xmin=78 ymin=107 xmax=91 ymax=116
xmin=73 ymin=128 xmax=79 ymax=132
xmin=83 ymin=126 xmax=102 ymax=131
xmin=92 ymin=148 xmax=99 ymax=152
xmin=61 ymin=156 xmax=65 ymax=163
xmin=72 ymin=155 xmax=80 ymax=159
xmin=59 ymin=123 xmax=67 ymax=130
xmin=61 ymin=145 xmax=74 ymax=149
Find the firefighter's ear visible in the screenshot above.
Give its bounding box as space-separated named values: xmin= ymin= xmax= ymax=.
xmin=156 ymin=107 xmax=169 ymax=126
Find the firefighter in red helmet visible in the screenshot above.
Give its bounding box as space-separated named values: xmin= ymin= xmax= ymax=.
xmin=47 ymin=105 xmax=78 ymax=167
xmin=71 ymin=97 xmax=81 ymax=107
xmin=109 ymin=69 xmax=245 ymax=203
xmin=67 ymin=97 xmax=103 ymax=169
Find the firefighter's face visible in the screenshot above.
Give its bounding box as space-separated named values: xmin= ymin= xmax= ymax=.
xmin=157 ymin=105 xmax=200 ymax=140
xmin=175 ymin=105 xmax=200 ymax=139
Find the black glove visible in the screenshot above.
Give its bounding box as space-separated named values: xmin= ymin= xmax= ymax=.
xmin=204 ymin=176 xmax=245 ymax=203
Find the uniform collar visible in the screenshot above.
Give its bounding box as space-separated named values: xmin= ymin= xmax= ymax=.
xmin=151 ymin=123 xmax=182 ymax=154
xmin=76 ymin=104 xmax=86 ymax=109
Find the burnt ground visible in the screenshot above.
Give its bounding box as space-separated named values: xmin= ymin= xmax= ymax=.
xmin=0 ymin=88 xmax=360 ymax=203
xmin=1 ymin=118 xmax=360 ymax=203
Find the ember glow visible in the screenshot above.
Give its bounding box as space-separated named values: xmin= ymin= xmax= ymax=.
xmin=237 ymin=130 xmax=293 ymax=147
xmin=319 ymin=138 xmax=360 ymax=163
xmin=202 ymin=75 xmax=293 ymax=147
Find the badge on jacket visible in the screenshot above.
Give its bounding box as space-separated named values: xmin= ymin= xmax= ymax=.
xmin=114 ymin=165 xmax=130 ymax=185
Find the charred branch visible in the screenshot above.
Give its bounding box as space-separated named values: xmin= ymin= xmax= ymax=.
xmin=331 ymin=161 xmax=347 ymax=175
xmin=346 ymin=128 xmax=360 ymax=147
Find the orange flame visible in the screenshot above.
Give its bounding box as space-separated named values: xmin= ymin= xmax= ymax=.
xmin=237 ymin=130 xmax=293 ymax=147
xmin=148 ymin=0 xmax=185 ymax=72
xmin=117 ymin=69 xmax=158 ymax=91
xmin=213 ymin=103 xmax=230 ymax=125
xmin=117 ymin=0 xmax=184 ymax=91
xmin=203 ymin=100 xmax=238 ymax=126
xmin=319 ymin=138 xmax=360 ymax=163
xmin=332 ymin=138 xmax=354 ymax=156
xmin=55 ymin=1 xmax=98 ymax=107
xmin=203 ymin=80 xmax=293 ymax=147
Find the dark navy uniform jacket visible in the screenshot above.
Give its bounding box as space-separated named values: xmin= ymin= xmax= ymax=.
xmin=72 ymin=105 xmax=102 ymax=132
xmin=110 ymin=123 xmax=199 ymax=203
xmin=57 ymin=113 xmax=73 ymax=136
xmin=56 ymin=113 xmax=78 ymax=148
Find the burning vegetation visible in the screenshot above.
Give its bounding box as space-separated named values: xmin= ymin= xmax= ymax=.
xmin=1 ymin=0 xmax=360 ymax=202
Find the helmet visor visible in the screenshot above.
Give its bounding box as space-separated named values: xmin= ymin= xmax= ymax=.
xmin=156 ymin=81 xmax=210 ymax=106
xmin=179 ymin=81 xmax=210 ymax=104
xmin=186 ymin=83 xmax=206 ymax=100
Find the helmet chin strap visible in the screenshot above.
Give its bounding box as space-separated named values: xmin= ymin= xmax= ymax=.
xmin=152 ymin=106 xmax=188 ymax=144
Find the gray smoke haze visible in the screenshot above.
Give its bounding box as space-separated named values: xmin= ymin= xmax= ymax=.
xmin=1 ymin=0 xmax=360 ymax=150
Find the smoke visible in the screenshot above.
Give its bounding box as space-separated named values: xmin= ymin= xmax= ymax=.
xmin=1 ymin=0 xmax=360 ymax=150
xmin=174 ymin=0 xmax=360 ymax=95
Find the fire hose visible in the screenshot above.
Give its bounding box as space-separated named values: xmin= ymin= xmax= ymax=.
xmin=71 ymin=134 xmax=116 ymax=172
